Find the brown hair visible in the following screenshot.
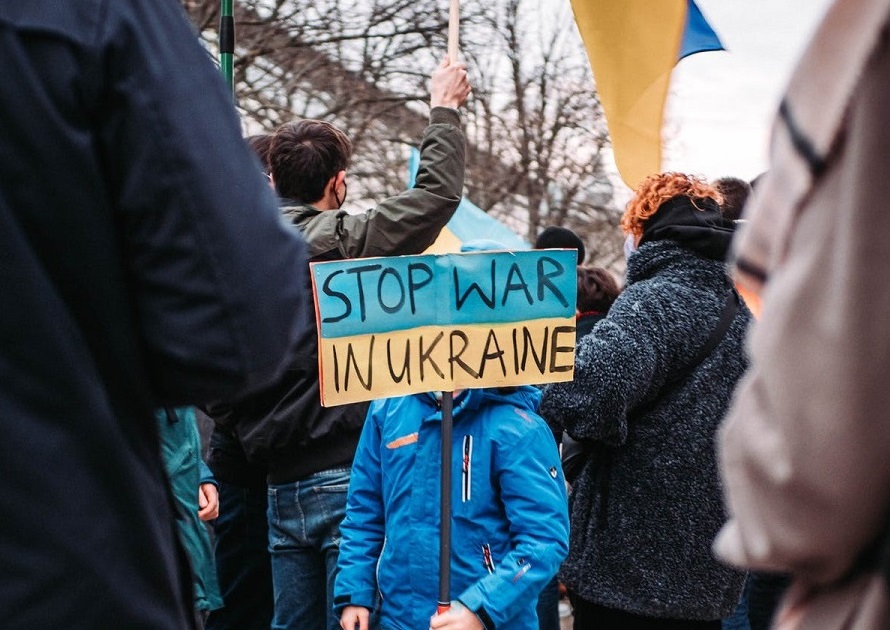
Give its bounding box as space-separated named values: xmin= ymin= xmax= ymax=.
xmin=269 ymin=120 xmax=351 ymax=203
xmin=621 ymin=172 xmax=722 ymax=238
xmin=712 ymin=176 xmax=752 ymax=221
xmin=576 ymin=266 xmax=621 ymax=313
xmin=246 ymin=134 xmax=273 ymax=174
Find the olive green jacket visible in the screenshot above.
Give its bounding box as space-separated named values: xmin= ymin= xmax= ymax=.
xmin=281 ymin=106 xmax=465 ymax=261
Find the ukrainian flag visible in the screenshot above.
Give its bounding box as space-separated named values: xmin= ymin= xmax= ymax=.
xmin=571 ymin=0 xmax=722 ymax=188
xmin=406 ymin=148 xmax=530 ymax=253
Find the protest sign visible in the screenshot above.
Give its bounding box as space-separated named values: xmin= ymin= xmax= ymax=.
xmin=311 ymin=249 xmax=577 ymax=406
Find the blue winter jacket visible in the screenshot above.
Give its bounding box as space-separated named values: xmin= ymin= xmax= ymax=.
xmin=335 ymin=386 xmax=569 ymax=630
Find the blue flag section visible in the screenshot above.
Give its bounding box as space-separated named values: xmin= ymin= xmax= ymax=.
xmin=680 ymin=0 xmax=724 ymax=61
xmin=408 ymin=149 xmax=530 ymax=252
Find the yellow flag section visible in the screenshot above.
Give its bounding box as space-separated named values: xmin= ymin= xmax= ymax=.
xmin=311 ymin=250 xmax=578 ymax=406
xmin=570 ymin=0 xmax=686 ymax=188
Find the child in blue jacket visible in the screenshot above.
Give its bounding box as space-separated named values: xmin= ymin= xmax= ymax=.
xmin=334 ymin=385 xmax=569 ymax=630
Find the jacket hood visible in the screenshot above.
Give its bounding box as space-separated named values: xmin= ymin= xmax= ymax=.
xmin=423 ymin=385 xmax=542 ymax=420
xmin=280 ymin=199 xmax=319 ymax=217
xmin=638 ymin=195 xmax=735 ymax=261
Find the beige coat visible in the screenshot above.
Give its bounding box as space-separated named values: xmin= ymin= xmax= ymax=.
xmin=715 ymin=0 xmax=890 ymax=627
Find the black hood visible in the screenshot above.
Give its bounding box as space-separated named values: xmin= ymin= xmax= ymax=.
xmin=638 ymin=195 xmax=735 ymax=261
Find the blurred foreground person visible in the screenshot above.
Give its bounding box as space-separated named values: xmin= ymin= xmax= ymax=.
xmin=715 ymin=1 xmax=890 ymax=627
xmin=541 ymin=173 xmax=750 ymax=629
xmin=0 ymin=2 xmax=308 ymax=629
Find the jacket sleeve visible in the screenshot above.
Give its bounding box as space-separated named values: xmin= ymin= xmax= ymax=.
xmin=198 ymin=461 xmax=217 ymax=488
xmin=715 ymin=39 xmax=890 ymax=588
xmin=456 ymin=421 xmax=569 ymax=627
xmin=334 ymin=107 xmax=465 ymax=258
xmin=334 ymin=405 xmax=386 ymax=611
xmin=99 ymin=0 xmax=308 ymax=405
xmin=539 ymin=286 xmax=669 ymax=446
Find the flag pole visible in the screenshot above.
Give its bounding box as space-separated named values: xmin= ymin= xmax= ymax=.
xmin=448 ymin=0 xmax=460 ymax=61
xmin=437 ymin=391 xmax=454 ymax=615
xmin=220 ymin=0 xmax=235 ymax=95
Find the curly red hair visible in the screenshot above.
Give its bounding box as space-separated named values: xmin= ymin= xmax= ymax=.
xmin=621 ymin=172 xmax=723 ymax=237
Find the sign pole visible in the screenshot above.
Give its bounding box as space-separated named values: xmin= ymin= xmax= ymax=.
xmin=439 ymin=0 xmax=459 ymax=615
xmin=448 ymin=0 xmax=460 ymax=62
xmin=437 ymin=390 xmax=454 ymax=615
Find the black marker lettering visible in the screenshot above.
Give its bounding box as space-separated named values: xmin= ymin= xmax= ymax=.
xmin=536 ymin=256 xmax=568 ymax=307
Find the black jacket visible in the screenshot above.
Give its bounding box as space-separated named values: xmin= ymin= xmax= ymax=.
xmin=208 ymin=108 xmax=466 ymax=484
xmin=0 ymin=2 xmax=308 ymax=628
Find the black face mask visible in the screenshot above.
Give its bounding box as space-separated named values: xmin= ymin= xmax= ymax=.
xmin=333 ymin=180 xmax=347 ymax=209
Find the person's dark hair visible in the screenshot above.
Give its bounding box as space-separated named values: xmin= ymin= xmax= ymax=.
xmin=534 ymin=226 xmax=586 ymax=263
xmin=712 ymin=176 xmax=752 ymax=222
xmin=269 ymin=120 xmax=352 ymax=203
xmin=576 ymin=266 xmax=621 ymax=313
xmin=246 ymin=134 xmax=273 ymax=175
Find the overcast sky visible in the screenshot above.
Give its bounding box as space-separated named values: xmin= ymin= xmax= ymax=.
xmin=662 ymin=0 xmax=834 ymax=181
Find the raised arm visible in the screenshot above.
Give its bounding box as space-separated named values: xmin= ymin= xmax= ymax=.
xmin=336 ymin=58 xmax=471 ymax=258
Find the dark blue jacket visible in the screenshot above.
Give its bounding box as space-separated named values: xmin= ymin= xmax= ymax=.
xmin=0 ymin=2 xmax=308 ymax=628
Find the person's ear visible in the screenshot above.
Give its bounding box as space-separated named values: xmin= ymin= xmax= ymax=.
xmin=335 ymin=170 xmax=346 ymax=190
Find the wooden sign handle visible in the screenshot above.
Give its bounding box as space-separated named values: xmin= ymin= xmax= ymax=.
xmin=448 ymin=0 xmax=460 ymax=62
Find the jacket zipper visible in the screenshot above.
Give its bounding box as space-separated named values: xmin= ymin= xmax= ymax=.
xmin=376 ymin=537 xmax=387 ymax=601
xmin=461 ymin=435 xmax=473 ymax=502
xmin=481 ymin=543 xmax=495 ymax=574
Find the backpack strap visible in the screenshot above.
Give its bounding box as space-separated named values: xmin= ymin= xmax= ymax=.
xmin=675 ymin=286 xmax=740 ymax=384
xmin=637 ymin=284 xmax=741 ymax=410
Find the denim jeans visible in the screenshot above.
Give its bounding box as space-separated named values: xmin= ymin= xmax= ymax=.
xmin=206 ymin=480 xmax=273 ymax=630
xmin=268 ymin=467 xmax=351 ymax=630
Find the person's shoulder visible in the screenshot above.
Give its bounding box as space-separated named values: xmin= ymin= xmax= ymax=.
xmin=480 ymin=396 xmax=550 ymax=443
xmin=0 ymin=1 xmax=105 ymax=46
xmin=369 ymin=394 xmax=431 ymax=423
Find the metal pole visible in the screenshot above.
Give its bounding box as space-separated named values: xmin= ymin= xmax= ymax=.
xmin=437 ymin=390 xmax=454 ymax=614
xmin=220 ymin=0 xmax=235 ymax=94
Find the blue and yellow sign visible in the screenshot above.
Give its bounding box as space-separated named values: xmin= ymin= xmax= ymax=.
xmin=311 ymin=250 xmax=578 ymax=406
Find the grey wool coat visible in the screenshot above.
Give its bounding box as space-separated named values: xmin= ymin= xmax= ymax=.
xmin=540 ymin=239 xmax=749 ymax=621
